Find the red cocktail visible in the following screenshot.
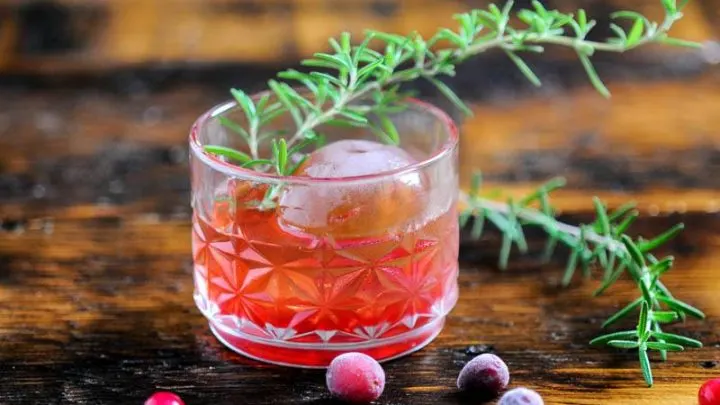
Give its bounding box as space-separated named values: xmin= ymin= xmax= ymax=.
xmin=190 ymin=98 xmax=459 ymax=367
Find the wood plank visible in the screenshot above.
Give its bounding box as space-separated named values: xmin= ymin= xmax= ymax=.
xmin=0 ymin=210 xmax=717 ymax=404
xmin=457 ymin=71 xmax=720 ymax=191
xmin=1 ymin=70 xmax=718 ymax=208
xmin=0 ymin=0 xmax=715 ymax=73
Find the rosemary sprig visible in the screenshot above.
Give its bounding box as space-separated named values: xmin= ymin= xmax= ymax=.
xmin=206 ymin=0 xmax=699 ymax=173
xmin=460 ymin=174 xmax=705 ymax=387
xmin=201 ymin=0 xmax=704 ymax=386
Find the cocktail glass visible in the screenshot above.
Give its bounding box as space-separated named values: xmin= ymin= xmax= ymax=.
xmin=189 ymin=95 xmax=459 ymax=368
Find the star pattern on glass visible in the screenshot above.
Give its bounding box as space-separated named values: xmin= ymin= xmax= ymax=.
xmin=192 ymin=214 xmax=458 ymax=343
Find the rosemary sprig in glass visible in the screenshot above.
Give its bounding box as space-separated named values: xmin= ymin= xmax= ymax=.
xmin=204 ymin=0 xmax=704 ymax=387
xmin=207 ymin=0 xmax=699 ymax=173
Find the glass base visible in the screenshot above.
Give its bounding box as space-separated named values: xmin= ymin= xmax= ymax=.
xmin=207 ymin=316 xmax=446 ymax=368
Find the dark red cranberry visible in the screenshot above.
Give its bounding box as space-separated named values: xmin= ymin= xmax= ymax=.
xmin=145 ymin=391 xmax=185 ymax=405
xmin=326 ymin=352 xmax=385 ymax=403
xmin=457 ymin=353 xmax=510 ymax=394
xmin=699 ymin=378 xmax=720 ymax=405
xmin=498 ymin=387 xmax=544 ymax=405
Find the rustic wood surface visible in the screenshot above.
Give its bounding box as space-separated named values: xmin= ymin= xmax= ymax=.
xmin=0 ymin=0 xmax=717 ymax=72
xmin=2 ymin=27 xmax=720 ymax=405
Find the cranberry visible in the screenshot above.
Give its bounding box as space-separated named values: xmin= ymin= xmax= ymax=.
xmin=699 ymin=378 xmax=720 ymax=405
xmin=326 ymin=352 xmax=385 ymax=403
xmin=457 ymin=353 xmax=510 ymax=394
xmin=145 ymin=391 xmax=185 ymax=405
xmin=499 ymin=387 xmax=544 ymax=405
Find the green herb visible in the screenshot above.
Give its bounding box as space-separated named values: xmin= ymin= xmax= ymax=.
xmin=205 ymin=0 xmax=696 ymax=176
xmin=203 ymin=0 xmax=704 ymax=386
xmin=461 ymin=176 xmax=705 ymax=387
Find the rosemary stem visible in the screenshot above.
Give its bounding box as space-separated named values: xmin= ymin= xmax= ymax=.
xmin=284 ymin=10 xmax=683 ymax=150
xmin=288 ymin=15 xmax=678 ymax=149
xmin=462 ymin=15 xmax=674 ymax=57
xmin=249 ymin=124 xmax=259 ymax=160
xmin=459 ymin=191 xmax=625 ymax=252
xmin=287 ymin=84 xmax=377 ymax=147
xmin=286 ymin=62 xmax=368 ymax=148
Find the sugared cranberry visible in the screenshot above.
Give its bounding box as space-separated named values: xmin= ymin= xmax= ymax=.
xmin=457 ymin=353 xmax=510 ymax=394
xmin=145 ymin=391 xmax=185 ymax=405
xmin=699 ymin=378 xmax=720 ymax=405
xmin=499 ymin=387 xmax=544 ymax=405
xmin=326 ymin=352 xmax=385 ymax=403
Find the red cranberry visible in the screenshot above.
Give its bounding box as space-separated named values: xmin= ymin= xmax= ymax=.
xmin=326 ymin=352 xmax=385 ymax=403
xmin=499 ymin=387 xmax=544 ymax=405
xmin=457 ymin=353 xmax=510 ymax=394
xmin=700 ymin=378 xmax=720 ymax=405
xmin=145 ymin=391 xmax=185 ymax=405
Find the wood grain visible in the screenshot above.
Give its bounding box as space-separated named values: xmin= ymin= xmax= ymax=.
xmin=1 ymin=18 xmax=720 ymax=405
xmin=0 ymin=0 xmax=716 ymax=72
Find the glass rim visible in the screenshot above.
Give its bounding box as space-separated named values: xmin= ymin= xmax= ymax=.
xmin=189 ymin=95 xmax=459 ymax=184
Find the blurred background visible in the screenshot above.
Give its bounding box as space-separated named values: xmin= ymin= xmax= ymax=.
xmin=0 ymin=0 xmax=718 ymax=212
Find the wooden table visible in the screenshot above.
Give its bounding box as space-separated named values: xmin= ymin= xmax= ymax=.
xmin=1 ymin=48 xmax=719 ymax=404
